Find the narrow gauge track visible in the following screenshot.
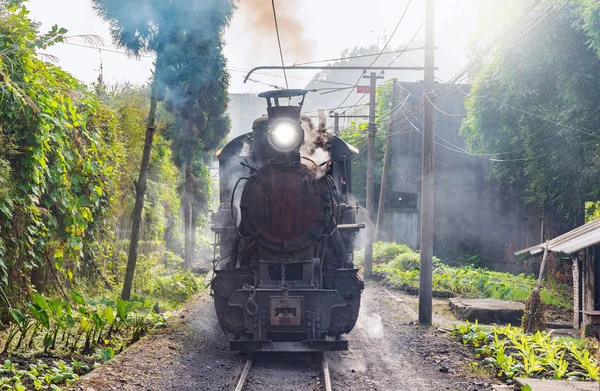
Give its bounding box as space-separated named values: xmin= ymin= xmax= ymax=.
xmin=234 ymin=352 xmax=332 ymax=391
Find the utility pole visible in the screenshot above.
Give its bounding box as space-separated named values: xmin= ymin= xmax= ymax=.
xmin=333 ymin=112 xmax=340 ymax=136
xmin=330 ymin=113 xmax=369 ymax=136
xmin=376 ymin=79 xmax=399 ymax=240
xmin=419 ymin=0 xmax=436 ymax=325
xmin=364 ymin=71 xmax=384 ymax=279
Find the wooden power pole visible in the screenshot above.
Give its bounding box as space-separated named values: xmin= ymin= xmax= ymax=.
xmin=333 ymin=112 xmax=340 ymax=135
xmin=376 ymin=79 xmax=399 ymax=240
xmin=419 ymin=0 xmax=436 ymax=325
xmin=364 ymin=72 xmax=384 ymax=278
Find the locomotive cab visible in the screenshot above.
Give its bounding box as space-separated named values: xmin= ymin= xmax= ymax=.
xmin=211 ymin=89 xmax=364 ymax=352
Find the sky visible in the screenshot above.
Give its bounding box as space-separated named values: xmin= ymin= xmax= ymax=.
xmin=26 ymin=0 xmax=477 ymax=94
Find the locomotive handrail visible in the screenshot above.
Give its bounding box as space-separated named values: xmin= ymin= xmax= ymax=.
xmin=258 ymin=89 xmax=308 ymax=99
xmin=243 ymin=65 xmax=433 ymax=83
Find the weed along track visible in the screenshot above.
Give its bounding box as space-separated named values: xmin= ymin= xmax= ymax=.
xmin=69 ymin=287 xmax=501 ymax=390
xmin=234 ymin=352 xmax=332 ymax=391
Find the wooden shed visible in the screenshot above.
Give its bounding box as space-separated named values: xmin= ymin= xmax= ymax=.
xmin=515 ymin=219 xmax=600 ymax=336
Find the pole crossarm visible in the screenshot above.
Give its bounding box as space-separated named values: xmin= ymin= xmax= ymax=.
xmin=328 ymin=115 xmax=370 ymax=118
xmin=243 ymin=65 xmax=432 ymax=83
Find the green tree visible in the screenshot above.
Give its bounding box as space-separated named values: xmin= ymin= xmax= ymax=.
xmin=461 ymin=0 xmax=600 ymax=233
xmin=105 ymin=84 xmax=180 ymax=249
xmin=578 ymin=0 xmax=600 ymax=56
xmin=92 ymin=0 xmax=204 ymax=297
xmin=160 ymin=0 xmax=233 ymax=267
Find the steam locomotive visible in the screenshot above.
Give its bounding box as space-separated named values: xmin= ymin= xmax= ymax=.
xmin=211 ymin=89 xmax=364 ymax=352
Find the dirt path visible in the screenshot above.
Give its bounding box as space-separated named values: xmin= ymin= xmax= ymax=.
xmin=70 ymin=284 xmax=499 ymax=391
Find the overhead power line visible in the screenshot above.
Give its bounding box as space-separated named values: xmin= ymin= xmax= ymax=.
xmin=332 ymin=0 xmax=415 ymax=112
xmin=63 ymin=41 xmax=154 ymax=58
xmin=271 ymin=0 xmax=288 ymax=89
xmin=453 ymin=85 xmax=600 ymax=140
xmin=403 ymin=112 xmax=552 ymax=162
xmin=59 ymin=41 xmax=350 ymax=90
xmin=391 ymin=0 xmax=569 ymax=129
xmin=386 ymin=21 xmax=424 ymax=67
xmin=293 ymin=46 xmax=426 ymax=67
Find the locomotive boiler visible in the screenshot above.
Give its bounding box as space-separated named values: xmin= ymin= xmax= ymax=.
xmin=211 ymin=89 xmax=364 ymax=352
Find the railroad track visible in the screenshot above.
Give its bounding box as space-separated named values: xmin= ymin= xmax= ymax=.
xmin=234 ymin=352 xmax=332 ymax=391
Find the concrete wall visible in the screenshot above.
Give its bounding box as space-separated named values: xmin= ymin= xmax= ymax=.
xmin=382 ymin=82 xmax=542 ymax=272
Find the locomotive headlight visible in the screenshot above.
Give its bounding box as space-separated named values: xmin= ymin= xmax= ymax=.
xmin=268 ymin=118 xmax=303 ymax=153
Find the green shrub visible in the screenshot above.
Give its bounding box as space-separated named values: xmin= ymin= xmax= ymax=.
xmin=163 ymin=250 xmax=184 ymax=268
xmin=372 ymin=241 xmax=572 ymax=308
xmin=452 ymin=322 xmax=599 ymax=381
xmin=373 ymin=241 xmax=413 ymax=264
xmin=147 ymin=269 xmax=202 ymax=307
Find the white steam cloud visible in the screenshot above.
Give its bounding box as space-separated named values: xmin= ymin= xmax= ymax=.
xmin=300 ymin=109 xmax=331 ymax=179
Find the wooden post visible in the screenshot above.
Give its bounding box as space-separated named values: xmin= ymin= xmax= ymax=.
xmin=363 ymin=72 xmax=384 ymax=278
xmin=419 ymin=0 xmax=435 ymax=325
xmin=537 ymin=241 xmax=549 ymax=287
xmin=376 ymin=79 xmax=398 ymax=240
xmin=122 ymin=75 xmax=159 ymax=300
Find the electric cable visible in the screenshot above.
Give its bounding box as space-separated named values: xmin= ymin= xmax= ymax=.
xmin=390 ymin=0 xmax=570 ymax=131
xmin=293 ymin=46 xmax=426 ymax=67
xmin=331 ymin=0 xmax=415 ymax=112
xmin=271 ymin=0 xmax=288 ymax=88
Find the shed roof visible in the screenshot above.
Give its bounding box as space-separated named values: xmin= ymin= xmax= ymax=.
xmin=515 ymin=218 xmax=600 ymax=261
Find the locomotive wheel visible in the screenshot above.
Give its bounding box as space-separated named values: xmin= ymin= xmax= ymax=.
xmin=214 ymin=296 xmax=246 ymax=334
xmin=328 ymin=271 xmax=362 ymax=335
xmin=328 ymin=301 xmax=359 ymax=335
xmin=212 ymin=271 xmax=252 ymax=335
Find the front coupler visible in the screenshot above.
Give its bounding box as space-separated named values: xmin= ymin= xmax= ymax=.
xmin=227 ymin=286 xmax=347 ymax=352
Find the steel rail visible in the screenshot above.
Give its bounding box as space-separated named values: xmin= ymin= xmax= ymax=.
xmin=320 ymin=352 xmax=333 ymax=391
xmin=233 ymin=352 xmax=333 ymax=391
xmin=243 ymin=65 xmax=435 ymax=83
xmin=235 ymin=355 xmax=254 ymax=391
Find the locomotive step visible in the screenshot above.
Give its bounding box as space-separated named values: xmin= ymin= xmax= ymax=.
xmin=337 ymin=223 xmax=365 ymax=230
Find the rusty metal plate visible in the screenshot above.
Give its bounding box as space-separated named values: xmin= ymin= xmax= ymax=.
xmin=240 ymin=165 xmax=332 ymax=252
xmin=270 ymin=296 xmax=302 ymax=326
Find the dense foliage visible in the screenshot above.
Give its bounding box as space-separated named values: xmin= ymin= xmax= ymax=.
xmin=369 ymin=241 xmax=571 ymax=309
xmin=461 ymin=0 xmax=600 ymax=229
xmin=92 ymin=0 xmax=234 ymax=288
xmin=0 ymin=0 xmax=216 ymax=319
xmin=0 ymin=358 xmax=88 ymax=390
xmin=0 ymin=3 xmax=123 ymax=305
xmin=453 ymin=322 xmax=599 ymax=381
xmin=0 ymin=2 xmax=212 ymax=387
xmin=105 ymin=84 xmax=181 ymax=250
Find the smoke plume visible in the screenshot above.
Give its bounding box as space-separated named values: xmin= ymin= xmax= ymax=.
xmin=236 ymin=0 xmax=314 ymax=61
xmin=300 ymin=110 xmax=331 ymax=179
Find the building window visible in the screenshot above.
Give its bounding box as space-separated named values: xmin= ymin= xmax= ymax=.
xmin=387 ymin=191 xmax=418 ymax=210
